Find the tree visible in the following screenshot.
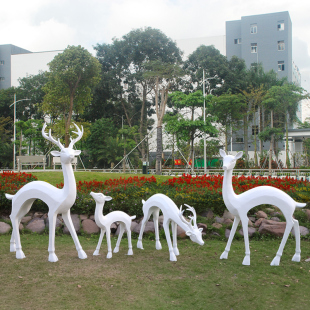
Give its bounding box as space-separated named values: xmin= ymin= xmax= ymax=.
xmin=41 ymin=45 xmax=101 ymax=146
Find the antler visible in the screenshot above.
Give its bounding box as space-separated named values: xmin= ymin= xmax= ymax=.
xmin=42 ymin=123 xmax=64 ymax=150
xmin=184 ymin=204 xmax=198 ymax=228
xmin=69 ymin=123 xmax=84 ymax=149
xmin=179 ymin=205 xmax=193 ymax=229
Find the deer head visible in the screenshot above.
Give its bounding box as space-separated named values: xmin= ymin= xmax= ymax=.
xmin=42 ymin=123 xmax=83 ymax=164
xmin=220 ymin=149 xmax=243 ymax=171
xmin=90 ymin=192 xmax=113 ymax=204
xmin=179 ymin=204 xmax=204 ymax=245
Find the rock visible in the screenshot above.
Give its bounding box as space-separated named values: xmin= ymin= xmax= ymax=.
xmin=248 ymin=216 xmax=256 ymax=223
xmin=225 ymin=229 xmax=231 ymax=239
xmin=158 ymin=215 xmax=164 ymax=225
xmin=305 ymin=209 xmax=310 ymax=221
xmin=238 ymin=227 xmax=257 ymax=237
xmin=82 ymin=219 xmax=100 ymax=234
xmin=19 ymin=223 xmax=23 ymax=231
xmin=270 ymin=217 xmax=280 ymax=222
xmin=33 ymin=212 xmax=44 ymax=218
xmin=0 ymin=222 xmax=11 ymax=234
xmin=258 ymin=220 xmax=286 ymax=237
xmin=212 ymin=223 xmax=222 ymax=229
xmin=110 ymin=223 xmax=118 ymax=233
xmin=197 ymin=223 xmax=207 ymax=232
xmin=133 ymin=221 xmax=155 ymax=234
xmin=63 ymin=214 xmax=80 ymax=234
xmin=254 ymin=218 xmax=265 ymax=227
xmin=211 ymin=232 xmax=220 ymax=237
xmin=271 ymin=211 xmax=282 ymax=217
xmin=200 ymin=209 xmax=214 ymax=219
xmin=177 ymin=226 xmax=187 ymax=238
xmin=223 ymin=210 xmax=235 ymax=220
xmin=248 ymin=220 xmax=254 ymax=227
xmin=265 ymin=208 xmax=275 ymax=214
xmin=80 ymin=214 xmax=88 ymax=221
xmin=215 ymin=216 xmax=224 ymax=224
xmin=21 ymin=216 xmax=32 ymax=224
xmin=89 ymin=215 xmax=95 ymax=221
xmin=223 ymin=218 xmax=233 ymax=226
xmin=45 ymin=217 xmax=63 ymax=229
xmin=291 ymin=226 xmax=309 ymax=237
xmin=26 ymin=218 xmax=46 ymax=233
xmin=256 ymin=211 xmax=268 ymax=219
xmin=115 ymin=221 xmax=139 ymax=235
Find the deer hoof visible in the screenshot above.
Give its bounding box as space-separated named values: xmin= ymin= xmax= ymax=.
xmin=78 ymin=249 xmax=87 ymax=260
xmin=242 ymin=255 xmax=250 ymax=266
xmin=113 ymin=246 xmax=120 ymax=253
xmin=10 ymin=243 xmax=16 ymax=252
xmin=137 ymin=240 xmax=143 ymax=249
xmin=156 ymin=241 xmax=162 ymax=250
xmin=220 ymin=251 xmax=228 ymax=259
xmin=169 ymin=252 xmax=177 ymax=262
xmin=127 ymin=249 xmax=133 ymax=255
xmin=270 ymin=256 xmax=281 ymax=266
xmin=106 ymin=252 xmax=112 ymax=259
xmin=292 ymin=253 xmax=301 ymax=262
xmin=93 ymin=249 xmax=100 ymax=256
xmin=48 ymin=253 xmax=58 ymax=263
xmin=173 ymin=247 xmax=179 ymax=256
xmin=16 ymin=250 xmax=26 ymax=259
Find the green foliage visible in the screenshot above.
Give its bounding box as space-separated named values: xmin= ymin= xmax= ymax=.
xmin=293 ymin=210 xmax=308 ymax=223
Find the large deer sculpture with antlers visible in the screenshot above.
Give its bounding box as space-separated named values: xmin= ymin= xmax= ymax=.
xmin=219 ymin=149 xmax=306 ymax=266
xmin=6 ymin=123 xmax=87 ymax=262
xmin=137 ymin=194 xmax=204 ymax=261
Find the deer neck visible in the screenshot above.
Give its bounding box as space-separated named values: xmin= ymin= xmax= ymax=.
xmin=61 ymin=162 xmax=76 ymax=196
xmin=222 ymin=168 xmax=238 ymax=210
xmin=94 ymin=203 xmax=106 ymax=225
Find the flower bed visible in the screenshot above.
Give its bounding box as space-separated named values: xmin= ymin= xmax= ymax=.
xmin=1 ymin=172 xmax=309 ymax=217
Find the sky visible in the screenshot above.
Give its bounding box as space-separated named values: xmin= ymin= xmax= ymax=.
xmin=1 ymin=0 xmax=310 ymax=92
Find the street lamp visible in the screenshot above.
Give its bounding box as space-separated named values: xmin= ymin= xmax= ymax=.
xmin=202 ymin=70 xmax=217 ymax=174
xmin=9 ymin=93 xmax=31 ymax=171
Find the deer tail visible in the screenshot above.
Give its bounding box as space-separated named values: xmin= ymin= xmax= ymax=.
xmin=142 ymin=199 xmax=145 ymax=204
xmin=131 ymin=215 xmax=136 ymax=220
xmin=5 ymin=193 xmax=14 ymax=200
xmin=296 ymin=202 xmax=307 ymax=208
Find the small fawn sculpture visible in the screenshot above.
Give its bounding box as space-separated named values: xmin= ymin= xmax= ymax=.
xmin=90 ymin=192 xmax=136 ymax=258
xmin=137 ymin=193 xmax=204 ymax=261
xmin=219 ymin=149 xmax=306 ymax=266
xmin=6 ymin=123 xmax=87 ymax=262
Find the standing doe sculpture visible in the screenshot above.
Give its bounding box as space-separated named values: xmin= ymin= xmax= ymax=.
xmin=219 ymin=149 xmax=306 ymax=266
xmin=137 ymin=194 xmax=204 ymax=261
xmin=90 ymin=192 xmax=136 ymax=258
xmin=6 ymin=123 xmax=87 ymax=262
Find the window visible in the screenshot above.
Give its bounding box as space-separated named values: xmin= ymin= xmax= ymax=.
xmin=0 ymin=60 xmax=4 ymax=65
xmin=252 ymin=125 xmax=259 ymax=135
xmin=251 ymin=43 xmax=257 ymax=53
xmin=277 ymin=21 xmax=284 ymax=31
xmin=278 ymin=40 xmax=285 ymax=51
xmin=250 ymin=24 xmax=257 ymax=34
xmin=234 ymin=38 xmax=242 ymax=44
xmin=278 ymin=61 xmax=285 ymax=71
xmin=236 ymin=137 xmax=244 ymax=143
xmin=0 ymin=77 xmax=5 ymax=81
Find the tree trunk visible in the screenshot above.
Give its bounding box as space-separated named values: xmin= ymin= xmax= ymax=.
xmin=156 ymin=126 xmax=162 ymax=175
xmin=243 ymin=115 xmax=248 ymax=164
xmin=285 ymin=113 xmax=290 ymax=168
xmin=269 ymin=110 xmax=274 ymax=175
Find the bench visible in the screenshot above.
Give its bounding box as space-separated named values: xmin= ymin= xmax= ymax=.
xmin=52 ymin=157 xmax=77 ymax=171
xmin=17 ymin=155 xmax=46 ymax=171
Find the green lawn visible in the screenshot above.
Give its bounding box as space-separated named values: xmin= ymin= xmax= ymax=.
xmin=1 ymin=234 xmax=310 ymax=310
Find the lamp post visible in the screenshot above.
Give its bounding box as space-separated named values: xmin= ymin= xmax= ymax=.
xmin=9 ymin=94 xmax=31 ymax=171
xmin=202 ymin=70 xmax=217 ymax=174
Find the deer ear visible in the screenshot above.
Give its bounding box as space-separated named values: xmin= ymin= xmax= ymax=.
xmin=235 ymin=151 xmax=243 ymax=160
xmin=219 ymin=149 xmax=226 ymax=158
xmin=74 ymin=150 xmax=81 ymax=156
xmin=105 ymin=196 xmax=113 ymax=201
xmin=51 ymin=151 xmax=61 ymax=157
xmin=198 ymin=228 xmax=203 ymax=232
xmin=185 ymin=231 xmax=192 ymax=236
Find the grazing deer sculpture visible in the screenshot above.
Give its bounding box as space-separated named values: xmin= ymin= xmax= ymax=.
xmin=219 ymin=149 xmax=306 ymax=266
xmin=137 ymin=194 xmax=204 ymax=261
xmin=6 ymin=123 xmax=87 ymax=262
xmin=90 ymin=192 xmax=136 ymax=258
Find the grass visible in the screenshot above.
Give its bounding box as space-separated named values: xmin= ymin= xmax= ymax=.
xmin=31 ymin=171 xmax=171 ymax=186
xmin=1 ymin=234 xmax=310 ymax=310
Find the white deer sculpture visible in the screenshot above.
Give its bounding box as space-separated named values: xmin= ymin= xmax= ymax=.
xmin=137 ymin=194 xmax=204 ymax=261
xmin=90 ymin=192 xmax=136 ymax=258
xmin=6 ymin=123 xmax=87 ymax=262
xmin=219 ymin=149 xmax=306 ymax=266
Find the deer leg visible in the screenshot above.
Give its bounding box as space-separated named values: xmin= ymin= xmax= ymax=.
xmin=153 ymin=208 xmax=162 ymax=250
xmin=10 ymin=214 xmax=25 ymax=259
xmin=106 ymin=229 xmax=112 ymax=259
xmin=114 ymin=224 xmax=124 ymax=253
xmin=137 ymin=207 xmax=155 ymax=249
xmin=220 ymin=215 xmax=240 ymax=260
xmin=292 ymin=219 xmax=301 ymax=262
xmin=93 ymin=228 xmax=105 ymax=255
xmin=62 ymin=211 xmax=87 ymax=260
xmin=240 ymin=215 xmax=251 ymax=266
xmin=163 ymin=220 xmax=177 ymax=262
xmin=270 ymin=219 xmax=294 ymax=266
xmin=172 ymin=221 xmax=179 ymax=256
xmin=47 ymin=212 xmax=58 ymax=262
xmin=126 ymin=222 xmax=133 ymax=256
